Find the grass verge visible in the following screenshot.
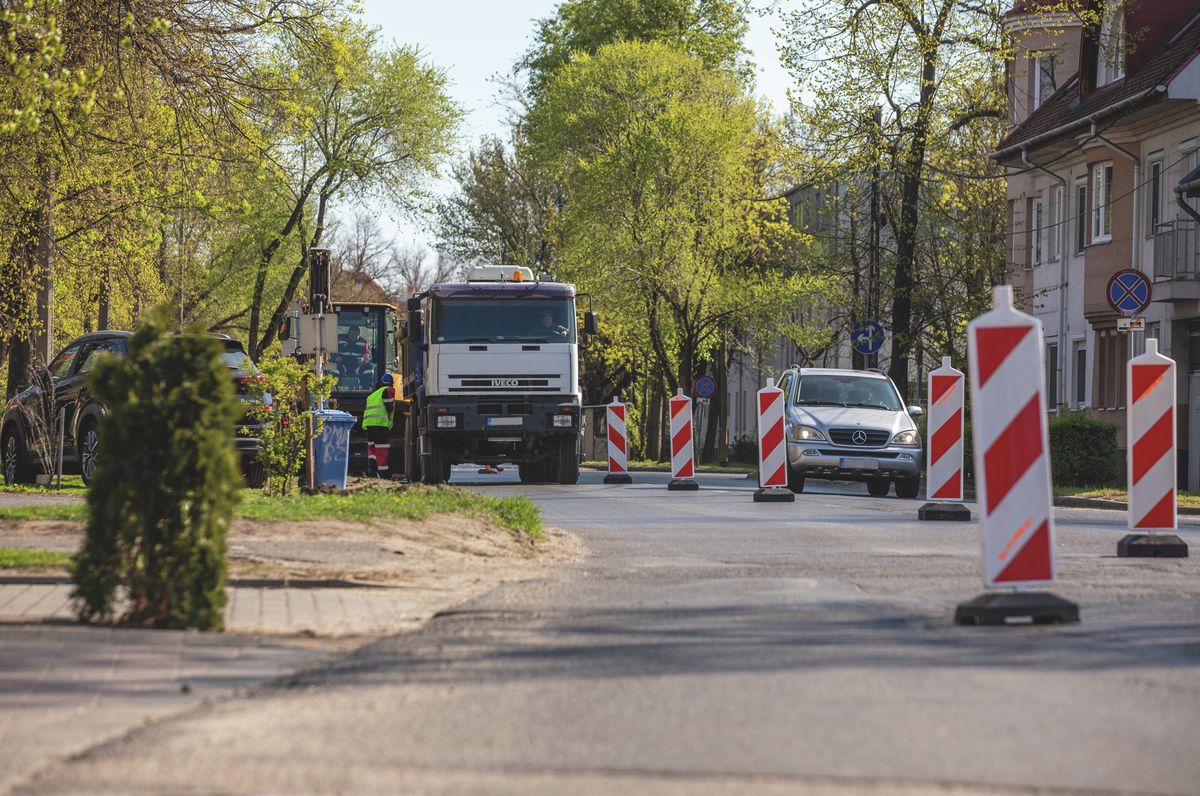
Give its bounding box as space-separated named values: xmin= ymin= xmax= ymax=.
xmin=0 ymin=547 xmax=72 ymax=569
xmin=1054 ymin=485 xmax=1200 ymax=509
xmin=0 ymin=475 xmax=87 ymax=495
xmin=0 ymin=485 xmax=543 ymax=539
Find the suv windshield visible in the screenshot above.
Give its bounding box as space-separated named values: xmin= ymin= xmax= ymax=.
xmin=220 ymin=342 xmax=256 ymax=373
xmin=795 ymin=374 xmax=902 ymax=411
xmin=432 ymin=298 xmax=576 ymax=344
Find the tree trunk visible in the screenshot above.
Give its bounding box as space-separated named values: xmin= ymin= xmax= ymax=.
xmin=6 ymin=338 xmax=30 ymax=400
xmin=34 ymin=162 xmax=57 ymax=363
xmin=646 ymin=368 xmax=664 ymax=462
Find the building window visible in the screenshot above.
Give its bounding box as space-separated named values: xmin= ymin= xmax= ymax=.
xmin=1073 ymin=343 xmax=1087 ymax=408
xmin=1092 ymin=163 xmax=1113 ymax=243
xmin=1034 ymin=52 xmax=1057 ymax=109
xmin=1097 ymin=7 xmax=1126 ymax=86
xmin=1075 ymin=181 xmax=1088 ymax=253
xmin=1032 ymin=200 xmax=1044 ymax=265
xmin=1046 ymin=342 xmax=1059 ymax=410
xmin=1050 ymin=186 xmax=1063 ymax=260
xmin=1149 ymin=159 xmax=1163 ymax=232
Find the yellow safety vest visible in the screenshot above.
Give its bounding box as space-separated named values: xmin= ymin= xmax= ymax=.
xmin=363 ymin=386 xmax=393 ymax=430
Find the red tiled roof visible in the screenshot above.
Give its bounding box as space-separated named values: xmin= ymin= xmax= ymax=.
xmin=993 ymin=11 xmax=1200 ymax=157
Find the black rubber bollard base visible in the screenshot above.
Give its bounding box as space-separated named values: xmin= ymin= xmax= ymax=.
xmin=478 ymin=468 xmax=496 ymax=475
xmin=954 ymin=592 xmax=1080 ymax=626
xmin=753 ymin=487 xmax=795 ymax=503
xmin=668 ymin=478 xmax=699 ymax=491
xmin=918 ymin=502 xmax=972 ymax=521
xmin=603 ymin=473 xmax=633 ymax=484
xmin=1117 ymin=533 xmax=1189 ymax=558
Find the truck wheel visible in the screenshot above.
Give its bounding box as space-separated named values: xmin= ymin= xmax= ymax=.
xmin=556 ymin=436 xmax=579 ymax=485
xmin=242 ymin=458 xmax=267 ymax=489
xmin=895 ymin=477 xmax=920 ymax=499
xmin=422 ymin=439 xmax=450 ymax=485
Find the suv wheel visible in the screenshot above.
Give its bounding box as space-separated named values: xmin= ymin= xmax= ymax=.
xmin=79 ymin=422 xmax=99 ymax=485
xmin=895 ymin=477 xmax=920 ymax=499
xmin=3 ymin=429 xmax=30 ymax=485
xmin=866 ymin=478 xmax=890 ymax=497
xmin=787 ymin=466 xmax=805 ymax=494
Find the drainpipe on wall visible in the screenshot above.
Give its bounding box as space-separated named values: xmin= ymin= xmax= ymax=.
xmin=1022 ymin=149 xmax=1069 ymax=413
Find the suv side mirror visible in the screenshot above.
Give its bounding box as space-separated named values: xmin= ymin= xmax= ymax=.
xmin=906 ymin=405 xmax=924 ymax=418
xmin=583 ymin=311 xmax=599 ymax=336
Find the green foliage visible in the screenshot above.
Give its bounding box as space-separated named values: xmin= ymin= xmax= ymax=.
xmin=243 ymin=357 xmax=335 ymax=496
xmin=71 ymin=306 xmax=240 ymax=630
xmin=0 ymin=547 xmax=72 ymax=568
xmin=1048 ymin=410 xmax=1119 ymax=487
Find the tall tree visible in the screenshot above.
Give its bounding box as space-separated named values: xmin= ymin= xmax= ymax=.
xmin=779 ymin=0 xmax=1008 ymax=395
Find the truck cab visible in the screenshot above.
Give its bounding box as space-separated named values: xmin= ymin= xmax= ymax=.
xmin=402 ymin=265 xmax=593 ymax=485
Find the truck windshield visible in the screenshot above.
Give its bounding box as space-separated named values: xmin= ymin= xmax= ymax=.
xmin=432 ymin=299 xmax=576 ymax=344
xmin=333 ymin=308 xmax=385 ymax=392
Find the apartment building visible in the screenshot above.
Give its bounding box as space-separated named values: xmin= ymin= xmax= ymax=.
xmin=995 ymin=0 xmax=1200 ymax=485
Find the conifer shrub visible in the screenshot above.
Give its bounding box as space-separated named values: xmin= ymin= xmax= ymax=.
xmin=1048 ymin=410 xmax=1119 ymax=487
xmin=71 ymin=307 xmax=240 ymax=630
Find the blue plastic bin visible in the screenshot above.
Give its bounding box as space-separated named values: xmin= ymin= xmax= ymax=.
xmin=309 ymin=409 xmax=356 ymax=490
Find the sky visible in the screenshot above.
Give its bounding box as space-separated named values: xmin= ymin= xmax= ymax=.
xmin=355 ymin=0 xmax=796 ymax=252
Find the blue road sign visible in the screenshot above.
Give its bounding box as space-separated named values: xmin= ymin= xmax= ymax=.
xmin=694 ymin=375 xmax=716 ymax=398
xmin=851 ymin=321 xmax=885 ymax=355
xmin=1107 ymin=269 xmax=1152 ymax=316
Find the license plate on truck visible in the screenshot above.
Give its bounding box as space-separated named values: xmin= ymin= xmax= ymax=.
xmin=486 ymin=417 xmax=523 ymax=427
xmin=839 ymin=457 xmax=879 ymax=470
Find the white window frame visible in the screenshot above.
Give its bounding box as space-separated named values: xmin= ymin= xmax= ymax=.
xmin=1092 ymin=163 xmax=1113 ymax=243
xmin=1075 ymin=179 xmax=1088 ymax=253
xmin=1148 ymin=156 xmax=1164 ymax=234
xmin=1032 ymin=199 xmax=1044 ymax=265
xmin=1050 ymin=186 xmax=1063 ymax=260
xmin=1033 ymin=52 xmax=1056 ymax=109
xmin=1098 ymin=7 xmax=1126 ymax=86
xmin=1072 ymin=339 xmax=1087 ymax=409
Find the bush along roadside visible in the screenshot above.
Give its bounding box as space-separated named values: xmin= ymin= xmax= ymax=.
xmin=1048 ymin=410 xmax=1119 ymax=487
xmin=71 ymin=307 xmax=241 ymax=631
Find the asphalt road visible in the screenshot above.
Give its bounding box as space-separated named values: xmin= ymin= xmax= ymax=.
xmin=21 ymin=469 xmax=1200 ymax=795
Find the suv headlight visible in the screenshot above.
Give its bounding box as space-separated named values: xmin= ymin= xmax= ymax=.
xmin=892 ymin=429 xmax=920 ymax=446
xmin=789 ymin=424 xmax=826 ymax=442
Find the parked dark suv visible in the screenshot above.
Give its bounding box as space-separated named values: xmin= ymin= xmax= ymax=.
xmin=1 ymin=331 xmax=266 ymax=487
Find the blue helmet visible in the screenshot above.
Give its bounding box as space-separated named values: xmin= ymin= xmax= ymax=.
xmin=380 ymin=373 xmax=394 ymax=385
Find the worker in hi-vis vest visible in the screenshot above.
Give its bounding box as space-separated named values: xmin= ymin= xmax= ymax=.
xmin=363 ymin=373 xmax=396 ymax=478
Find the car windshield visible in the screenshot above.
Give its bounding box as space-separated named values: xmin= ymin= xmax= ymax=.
xmin=795 ymin=374 xmax=902 ymax=411
xmin=333 ymin=308 xmax=385 ymax=392
xmin=432 ymin=298 xmax=576 ymax=344
xmin=220 ymin=345 xmax=256 ymax=372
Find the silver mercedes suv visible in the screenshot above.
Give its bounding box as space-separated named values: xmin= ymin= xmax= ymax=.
xmin=778 ymin=367 xmax=924 ymax=498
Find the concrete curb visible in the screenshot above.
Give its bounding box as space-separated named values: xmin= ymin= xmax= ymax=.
xmin=1052 ymin=494 xmax=1200 ymax=515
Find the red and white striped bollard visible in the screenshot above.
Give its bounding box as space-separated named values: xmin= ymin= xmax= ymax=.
xmin=754 ymin=378 xmax=794 ymax=502
xmin=604 ymin=396 xmax=633 ymax=485
xmin=1121 ymin=338 xmax=1188 ymax=556
xmin=918 ymin=356 xmax=970 ymax=520
xmin=668 ymin=390 xmax=699 ymax=491
xmin=957 ymin=285 xmax=1078 ymax=625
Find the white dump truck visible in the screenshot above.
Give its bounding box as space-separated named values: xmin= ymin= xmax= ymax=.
xmin=399 ymin=265 xmax=597 ymax=485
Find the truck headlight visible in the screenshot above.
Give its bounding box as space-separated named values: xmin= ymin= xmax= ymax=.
xmin=436 ymin=415 xmax=458 ymax=429
xmin=789 ymin=425 xmax=826 ymax=442
xmin=891 ymin=430 xmax=920 ymax=446
xmin=552 ymin=414 xmax=573 ymax=428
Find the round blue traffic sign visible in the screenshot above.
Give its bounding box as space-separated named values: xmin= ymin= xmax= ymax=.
xmin=851 ymin=321 xmax=885 ymax=355
xmin=694 ymin=375 xmax=716 ymax=398
xmin=1107 ymin=269 xmax=1152 ymax=316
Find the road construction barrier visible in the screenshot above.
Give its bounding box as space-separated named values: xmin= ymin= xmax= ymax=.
xmin=604 ymin=397 xmax=633 ymax=484
xmin=754 ymin=378 xmax=793 ymax=502
xmin=668 ymin=390 xmax=698 ymax=490
xmin=918 ymin=357 xmax=970 ymax=521
xmin=1121 ymin=338 xmax=1188 ymax=557
xmin=957 ymin=285 xmax=1076 ymax=625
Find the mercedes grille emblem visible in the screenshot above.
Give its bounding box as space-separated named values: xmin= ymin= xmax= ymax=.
xmin=851 ymin=430 xmax=868 ymax=445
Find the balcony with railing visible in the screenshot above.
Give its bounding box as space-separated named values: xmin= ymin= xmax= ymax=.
xmin=1152 ymin=218 xmax=1200 ymax=301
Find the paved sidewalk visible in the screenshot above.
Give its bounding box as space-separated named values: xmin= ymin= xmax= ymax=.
xmin=0 ymin=578 xmax=422 ymax=637
xmin=0 ymin=623 xmax=330 ymax=794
